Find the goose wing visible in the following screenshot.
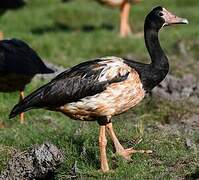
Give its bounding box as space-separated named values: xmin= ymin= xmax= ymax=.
xmin=9 ymin=57 xmax=131 ymax=117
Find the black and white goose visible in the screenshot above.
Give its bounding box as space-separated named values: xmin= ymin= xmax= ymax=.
xmin=9 ymin=7 xmax=188 ymax=172
xmin=0 ymin=38 xmax=54 ymax=123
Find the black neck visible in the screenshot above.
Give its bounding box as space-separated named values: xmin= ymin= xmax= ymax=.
xmin=124 ymin=21 xmax=170 ymax=91
xmin=144 ymin=25 xmax=169 ymax=69
xmin=140 ymin=24 xmax=169 ymax=91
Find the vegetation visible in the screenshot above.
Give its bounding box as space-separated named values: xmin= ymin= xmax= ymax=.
xmin=0 ymin=0 xmax=198 ymax=179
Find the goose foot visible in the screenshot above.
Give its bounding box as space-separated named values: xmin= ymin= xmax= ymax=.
xmin=117 ymin=148 xmax=152 ymax=161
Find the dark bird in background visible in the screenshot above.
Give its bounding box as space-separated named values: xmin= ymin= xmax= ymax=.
xmin=95 ymin=0 xmax=141 ymax=37
xmin=0 ymin=0 xmax=26 ymax=40
xmin=10 ymin=7 xmax=188 ymax=172
xmin=0 ymin=38 xmax=54 ymax=123
xmin=62 ymin=0 xmax=72 ymax=2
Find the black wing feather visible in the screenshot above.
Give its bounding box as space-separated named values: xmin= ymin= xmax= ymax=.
xmin=9 ymin=60 xmax=129 ymax=118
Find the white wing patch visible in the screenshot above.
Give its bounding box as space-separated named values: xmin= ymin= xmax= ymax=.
xmin=96 ymin=57 xmax=131 ymax=82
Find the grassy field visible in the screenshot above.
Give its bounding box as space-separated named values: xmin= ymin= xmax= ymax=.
xmin=0 ymin=0 xmax=198 ymax=179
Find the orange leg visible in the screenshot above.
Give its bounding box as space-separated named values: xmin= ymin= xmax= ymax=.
xmin=0 ymin=31 xmax=4 ymax=40
xmin=120 ymin=1 xmax=131 ymax=37
xmin=99 ymin=125 xmax=109 ymax=172
xmin=106 ymin=122 xmax=152 ymax=160
xmin=19 ymin=91 xmax=25 ymax=124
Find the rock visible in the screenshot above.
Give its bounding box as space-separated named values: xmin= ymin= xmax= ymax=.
xmin=70 ymin=161 xmax=79 ymax=178
xmin=185 ymin=138 xmax=192 ymax=149
xmin=167 ymin=75 xmax=182 ymax=92
xmin=181 ymin=87 xmax=193 ymax=98
xmin=193 ymin=83 xmax=199 ymax=96
xmin=151 ymin=88 xmax=170 ymax=100
xmin=189 ymin=96 xmax=199 ymax=105
xmin=0 ymin=143 xmax=64 ymax=180
xmin=181 ymin=114 xmax=199 ymax=130
xmin=152 ymin=74 xmax=199 ymax=103
xmin=181 ymin=74 xmax=197 ymax=88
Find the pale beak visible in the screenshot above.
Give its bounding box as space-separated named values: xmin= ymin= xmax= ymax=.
xmin=162 ymin=8 xmax=189 ymax=26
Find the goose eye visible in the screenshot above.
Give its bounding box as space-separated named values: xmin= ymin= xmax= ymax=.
xmin=158 ymin=12 xmax=163 ymax=17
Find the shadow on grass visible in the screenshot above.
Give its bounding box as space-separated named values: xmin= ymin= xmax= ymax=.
xmin=31 ymin=22 xmax=114 ymax=35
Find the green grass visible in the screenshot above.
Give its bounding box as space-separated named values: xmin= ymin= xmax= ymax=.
xmin=0 ymin=0 xmax=198 ymax=179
